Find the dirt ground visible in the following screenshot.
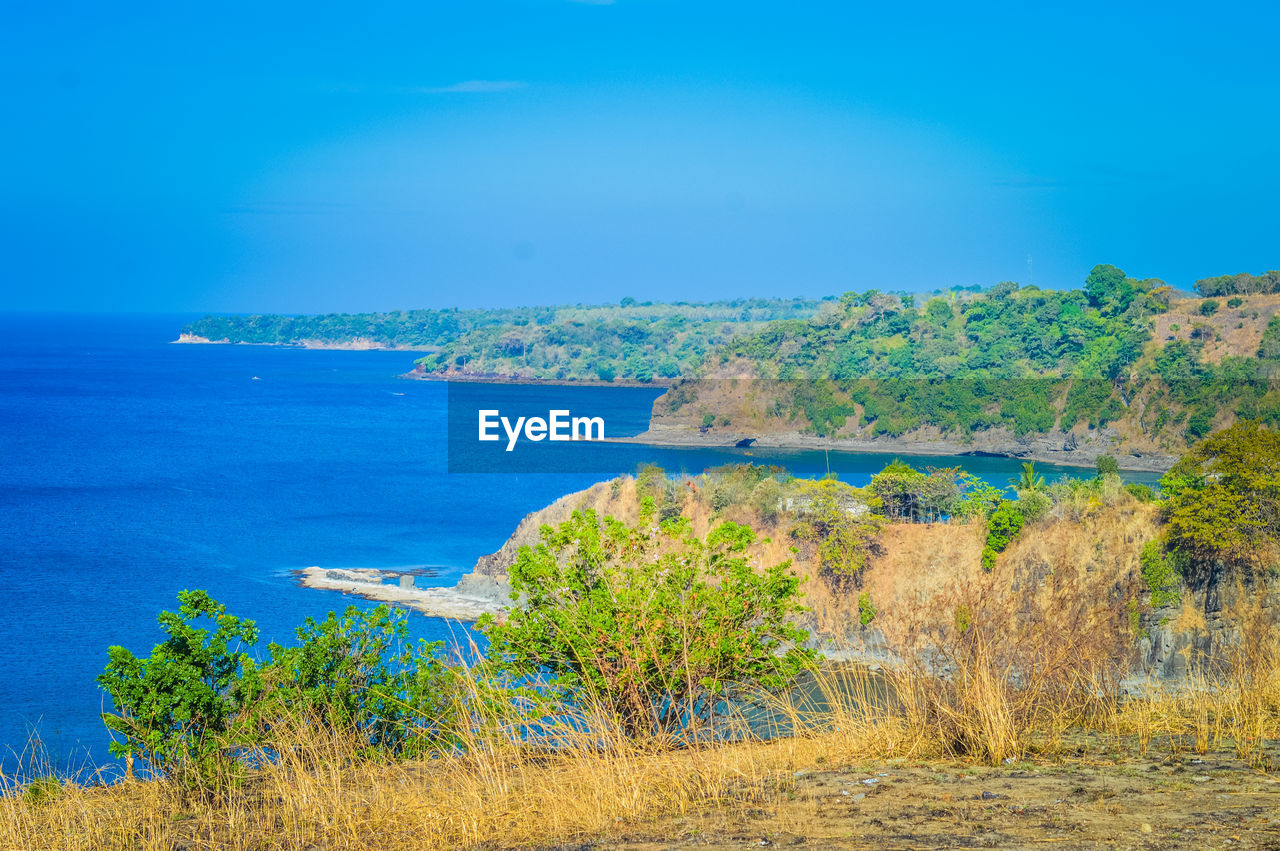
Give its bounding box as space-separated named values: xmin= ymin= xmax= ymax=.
xmin=538 ymin=754 xmax=1280 ymax=851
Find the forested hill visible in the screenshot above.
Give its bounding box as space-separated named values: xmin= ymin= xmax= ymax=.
xmin=652 ymin=265 xmax=1280 ymax=457
xmin=180 ymin=297 xmax=829 ymax=382
xmin=711 ymin=265 xmax=1280 ymax=381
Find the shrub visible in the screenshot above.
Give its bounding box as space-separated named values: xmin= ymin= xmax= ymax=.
xmin=98 ymin=590 xmax=262 ymax=782
xmin=1228 ymin=296 xmax=1244 ymax=308
xmin=1199 ymin=299 xmax=1220 ymax=316
xmin=1186 ymin=408 xmax=1213 ymax=440
xmin=1124 ymin=482 xmax=1156 ymax=503
xmin=789 ymin=478 xmax=883 ymax=585
xmin=750 ymin=477 xmax=783 ymax=523
xmin=100 ymin=592 xmax=465 ymax=784
xmin=260 ymin=606 xmax=461 ymax=757
xmin=1162 ymin=421 xmax=1280 ymax=576
xmin=1016 ymin=490 xmax=1051 ymax=523
xmin=1095 ymin=455 xmax=1120 ymax=477
xmin=479 ymin=510 xmax=818 ymax=740
xmin=982 ymin=501 xmax=1024 ymax=571
xmin=21 ymin=777 xmax=63 ymax=806
xmin=857 ymin=591 xmax=877 ymax=626
xmin=1139 ymin=538 xmax=1182 ymax=608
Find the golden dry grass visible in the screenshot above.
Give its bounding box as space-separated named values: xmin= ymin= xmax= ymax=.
xmin=4 ymin=652 xmax=1279 ymax=851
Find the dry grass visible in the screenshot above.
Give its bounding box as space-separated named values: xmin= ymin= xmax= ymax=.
xmin=0 ymin=681 xmax=897 ymax=851
xmin=4 ymin=486 xmax=1274 ymax=848
xmin=1115 ymin=594 xmax=1280 ymax=766
xmin=5 ymin=648 xmax=1280 ymax=850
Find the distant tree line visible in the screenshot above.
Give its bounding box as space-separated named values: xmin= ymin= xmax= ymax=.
xmin=1195 ymin=270 xmax=1280 ymax=297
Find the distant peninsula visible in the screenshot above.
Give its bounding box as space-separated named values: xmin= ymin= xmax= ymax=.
xmin=179 ymin=265 xmax=1280 ymax=467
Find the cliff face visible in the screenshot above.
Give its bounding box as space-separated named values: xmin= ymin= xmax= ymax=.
xmin=635 ymin=417 xmax=1176 ymax=472
xmin=1138 ymin=566 xmax=1280 ymax=681
xmin=468 ymin=478 xmax=1273 ymax=680
xmin=641 ymin=378 xmax=1199 ymax=472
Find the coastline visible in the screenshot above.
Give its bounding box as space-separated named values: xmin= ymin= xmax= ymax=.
xmin=400 ymin=368 xmax=676 ymax=389
xmin=173 ymin=333 xmax=432 ymax=352
xmin=176 ymin=337 xmax=1175 ymax=471
xmin=296 ymin=567 xmax=507 ymax=622
xmin=613 ymin=423 xmax=1179 ymax=472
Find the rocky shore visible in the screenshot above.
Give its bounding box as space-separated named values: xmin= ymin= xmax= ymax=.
xmin=298 ymin=566 xmax=508 ymax=622
xmin=620 ymin=421 xmax=1179 ymax=472
xmin=174 ymin=333 xmax=422 ymax=351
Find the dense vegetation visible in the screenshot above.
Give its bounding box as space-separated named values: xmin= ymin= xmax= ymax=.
xmin=479 ymin=510 xmax=815 ymax=739
xmin=1159 ymin=421 xmax=1280 ymax=579
xmin=10 ymin=422 xmax=1267 ymax=850
xmin=722 ymin=266 xmax=1165 ymax=381
xmin=184 ymin=265 xmax=1278 ymax=444
xmin=677 ymin=265 xmax=1280 ymax=445
xmin=1195 ymin=269 xmax=1280 ymax=297
xmin=183 ymin=298 xmax=827 ymax=382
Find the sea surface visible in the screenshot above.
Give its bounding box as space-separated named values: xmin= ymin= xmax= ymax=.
xmin=0 ymin=314 xmax=1160 ymax=778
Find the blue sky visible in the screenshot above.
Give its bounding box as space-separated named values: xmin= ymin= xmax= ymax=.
xmin=3 ymin=1 xmax=1277 ymax=313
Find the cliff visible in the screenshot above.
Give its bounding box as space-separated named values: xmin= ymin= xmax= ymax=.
xmin=464 ymin=475 xmax=1274 ymax=680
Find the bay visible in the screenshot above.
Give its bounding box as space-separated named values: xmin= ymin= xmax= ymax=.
xmin=0 ymin=314 xmax=1157 ymax=777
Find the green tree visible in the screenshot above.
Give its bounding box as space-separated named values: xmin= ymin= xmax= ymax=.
xmin=1085 ymin=264 xmax=1133 ymax=312
xmin=98 ymin=590 xmax=262 ymax=780
xmin=1095 ymin=455 xmax=1120 ymax=477
xmin=982 ymin=501 xmax=1025 ymax=571
xmin=789 ymin=477 xmax=883 ymax=585
xmin=1162 ymin=421 xmax=1280 ymax=576
xmin=478 ymin=510 xmax=817 ymax=740
xmin=261 ymin=606 xmax=460 ymax=756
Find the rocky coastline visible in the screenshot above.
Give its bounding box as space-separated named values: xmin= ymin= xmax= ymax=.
xmin=621 ymin=421 xmax=1179 ymax=472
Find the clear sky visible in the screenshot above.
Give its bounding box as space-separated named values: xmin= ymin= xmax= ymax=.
xmin=3 ymin=1 xmax=1277 ymax=313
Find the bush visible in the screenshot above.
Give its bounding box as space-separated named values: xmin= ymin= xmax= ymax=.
xmin=21 ymin=777 xmax=63 ymax=806
xmin=1016 ymin=490 xmax=1051 ymax=523
xmin=1095 ymin=455 xmax=1120 ymax=477
xmin=1228 ymin=296 xmax=1244 ymax=308
xmin=1199 ymin=299 xmax=1220 ymax=316
xmin=1139 ymin=538 xmax=1182 ymax=608
xmin=1162 ymin=421 xmax=1280 ymax=576
xmin=982 ymin=501 xmax=1024 ymax=571
xmin=1124 ymin=482 xmax=1156 ymax=503
xmin=789 ymin=478 xmax=883 ymax=584
xmin=857 ymin=591 xmax=877 ymax=626
xmin=98 ymin=590 xmax=262 ymax=781
xmin=1186 ymin=408 xmax=1213 ymax=440
xmin=261 ymin=607 xmax=461 ymax=757
xmin=479 ymin=510 xmax=817 ymax=740
xmin=100 ymin=592 xmax=464 ymax=783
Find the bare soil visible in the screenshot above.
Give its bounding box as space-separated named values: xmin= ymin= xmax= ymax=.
xmin=537 ymin=755 xmax=1280 ymax=850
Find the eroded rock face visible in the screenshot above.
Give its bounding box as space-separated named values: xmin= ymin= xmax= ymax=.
xmin=1138 ymin=568 xmax=1279 ymax=681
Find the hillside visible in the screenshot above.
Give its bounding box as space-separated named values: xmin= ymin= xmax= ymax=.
xmin=645 ymin=268 xmax=1280 ymax=465
xmin=178 ymin=266 xmax=1280 ymax=463
xmin=458 ymin=463 xmax=1238 ymax=680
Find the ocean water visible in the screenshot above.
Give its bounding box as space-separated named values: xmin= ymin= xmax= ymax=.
xmin=0 ymin=314 xmax=1158 ymax=778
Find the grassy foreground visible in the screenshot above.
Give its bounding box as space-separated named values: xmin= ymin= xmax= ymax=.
xmin=4 ymin=662 xmax=1279 ymax=850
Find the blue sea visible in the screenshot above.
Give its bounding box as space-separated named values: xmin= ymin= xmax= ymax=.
xmin=0 ymin=314 xmax=1158 ymax=778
